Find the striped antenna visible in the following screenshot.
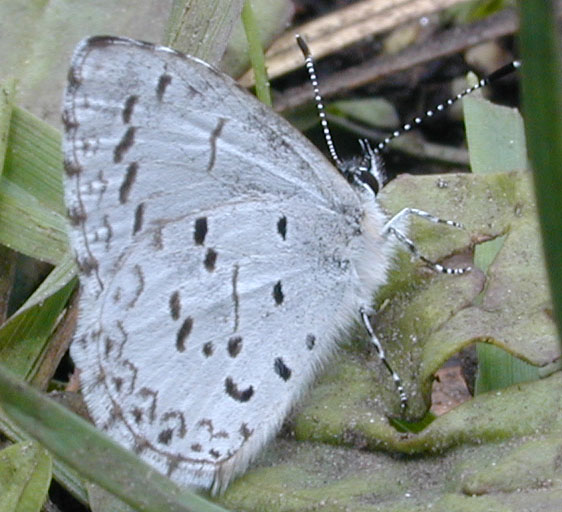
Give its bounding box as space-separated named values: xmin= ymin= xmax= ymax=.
xmin=296 ymin=35 xmax=345 ymax=171
xmin=297 ymin=33 xmax=520 ymax=160
xmin=372 ymin=60 xmax=522 ymax=155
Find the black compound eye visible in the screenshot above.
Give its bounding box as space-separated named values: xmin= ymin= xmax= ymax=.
xmin=360 ymin=170 xmax=380 ymax=195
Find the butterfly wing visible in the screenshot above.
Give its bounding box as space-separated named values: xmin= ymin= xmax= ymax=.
xmin=63 ymin=37 xmax=391 ymax=492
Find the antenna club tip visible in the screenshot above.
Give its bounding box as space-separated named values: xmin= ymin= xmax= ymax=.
xmin=295 ymin=34 xmax=310 ymax=56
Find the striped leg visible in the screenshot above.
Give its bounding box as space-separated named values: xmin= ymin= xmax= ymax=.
xmin=384 ymin=207 xmax=471 ymax=274
xmin=360 ymin=306 xmax=408 ymax=410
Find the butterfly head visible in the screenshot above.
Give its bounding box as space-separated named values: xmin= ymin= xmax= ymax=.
xmin=337 ymin=139 xmax=385 ymax=197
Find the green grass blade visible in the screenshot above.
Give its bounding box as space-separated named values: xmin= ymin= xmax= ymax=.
xmin=518 ymin=0 xmax=562 ymax=351
xmin=241 ymin=0 xmax=271 ymax=106
xmin=165 ymin=0 xmax=244 ymax=64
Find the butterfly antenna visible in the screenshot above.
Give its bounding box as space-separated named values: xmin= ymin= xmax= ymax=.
xmin=296 ymin=35 xmax=345 ymax=171
xmin=373 ymin=60 xmax=522 ymax=155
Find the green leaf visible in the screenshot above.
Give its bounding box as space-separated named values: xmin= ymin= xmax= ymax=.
xmin=0 ymin=441 xmax=52 ymax=512
xmin=0 ymin=177 xmax=68 ymax=264
xmin=0 ymin=82 xmax=76 ymax=381
xmin=0 ymin=81 xmax=85 ymax=503
xmin=4 ymin=106 xmax=65 ymax=214
xmin=463 ymin=69 xmax=540 ymax=393
xmin=0 ymin=254 xmax=76 ymax=380
xmin=464 ymin=91 xmax=528 ymax=175
xmin=0 ymin=92 xmax=68 ymax=265
xmin=331 ymin=97 xmax=399 ymax=130
xmin=476 ymin=343 xmax=539 ymax=393
xmin=222 ymin=371 xmax=562 ymax=510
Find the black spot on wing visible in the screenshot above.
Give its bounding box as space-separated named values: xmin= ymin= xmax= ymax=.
xmin=240 ymin=423 xmax=253 ymax=440
xmin=101 ymin=215 xmax=113 ymax=246
xmin=227 ymin=336 xmax=242 ymax=357
xmin=122 ymin=95 xmax=138 ymax=124
xmin=156 ymin=73 xmax=172 ymax=101
xmin=194 ymin=217 xmax=207 ymax=245
xmin=273 ymin=281 xmax=284 ymax=305
xmin=202 ymin=342 xmax=214 ymax=357
xmin=63 ymin=157 xmax=82 ymax=177
xmin=119 ymin=162 xmax=138 ymax=203
xmin=66 ymin=63 xmax=81 ymax=90
xmin=277 ymin=216 xmax=287 ymax=240
xmin=77 ymin=256 xmax=99 ymax=277
xmin=67 ymin=206 xmax=86 ymax=226
xmin=132 ymin=408 xmax=143 ymax=424
xmin=224 ymin=377 xmax=254 ymax=402
xmin=169 ymin=291 xmax=180 ymax=320
xmin=104 ymin=336 xmax=114 ymax=357
xmin=113 ymin=126 xmax=136 ymax=163
xmin=62 ymin=111 xmax=77 ymax=135
xmin=306 ymin=334 xmax=316 ymax=350
xmin=133 ymin=202 xmax=144 ymax=235
xmin=158 ymin=429 xmax=173 ymax=445
xmin=112 ymin=377 xmax=123 ymax=392
xmin=207 ymin=118 xmax=226 ymax=173
xmin=232 ymin=265 xmax=240 ymax=332
xmin=127 ymin=264 xmax=145 ymax=309
xmin=274 ymin=357 xmax=292 ymax=381
xmin=176 ymin=317 xmax=193 ymax=352
xmin=204 ymin=248 xmax=217 ymax=271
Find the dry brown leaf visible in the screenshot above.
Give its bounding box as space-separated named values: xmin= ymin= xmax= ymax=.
xmin=240 ymin=0 xmax=472 ymax=86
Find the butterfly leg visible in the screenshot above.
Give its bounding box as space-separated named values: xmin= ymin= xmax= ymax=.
xmin=383 ymin=207 xmax=471 ymax=274
xmin=360 ymin=306 xmax=408 ymax=410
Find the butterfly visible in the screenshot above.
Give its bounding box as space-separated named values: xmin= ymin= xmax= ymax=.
xmin=62 ymin=35 xmax=519 ymax=493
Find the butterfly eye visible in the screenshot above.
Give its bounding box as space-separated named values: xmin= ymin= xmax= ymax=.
xmin=359 ymin=170 xmax=380 ymax=196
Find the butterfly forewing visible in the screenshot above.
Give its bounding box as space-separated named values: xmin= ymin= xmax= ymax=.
xmin=63 ymin=37 xmax=390 ymax=492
